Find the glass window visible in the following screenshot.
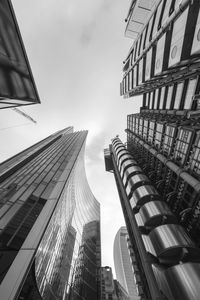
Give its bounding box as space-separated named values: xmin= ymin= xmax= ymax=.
xmin=129 ymin=70 xmax=133 ymax=90
xmin=149 ymin=92 xmax=153 ymax=109
xmin=148 ymin=121 xmax=155 ymax=143
xmin=131 ymin=47 xmax=135 ymax=65
xmin=168 ymin=7 xmax=189 ymax=67
xmin=134 ymin=41 xmax=138 ymax=61
xmin=145 ymin=48 xmax=153 ymax=81
xmin=166 ymin=85 xmax=173 ymax=109
xmin=184 ymin=79 xmax=197 ymax=109
xmin=138 ymin=58 xmax=143 ymax=85
xmin=161 ymin=0 xmax=173 ymax=25
xmin=174 ymin=82 xmax=184 ymax=109
xmin=145 ymin=16 xmax=154 ymax=48
xmin=152 ymin=2 xmax=163 ymax=39
xmin=139 ymin=118 xmax=144 ymax=137
xmin=143 ymin=120 xmax=149 ymax=140
xmin=173 ymin=128 xmax=193 ymax=165
xmin=155 ymin=123 xmax=164 ymax=149
xmin=190 ymin=134 xmax=200 ymax=175
xmin=141 ymin=25 xmax=148 ymax=51
xmin=162 ymin=125 xmax=176 ymax=156
xmin=155 ymin=33 xmax=166 ymax=75
xmin=154 ymin=89 xmax=159 ymax=109
xmin=159 ymin=87 xmax=165 ymax=109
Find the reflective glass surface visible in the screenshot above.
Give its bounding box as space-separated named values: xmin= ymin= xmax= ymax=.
xmin=0 ymin=129 xmax=100 ymax=300
xmin=35 ymin=144 xmax=101 ymax=300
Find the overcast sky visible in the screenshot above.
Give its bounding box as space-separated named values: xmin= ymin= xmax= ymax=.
xmin=0 ymin=0 xmax=141 ymax=275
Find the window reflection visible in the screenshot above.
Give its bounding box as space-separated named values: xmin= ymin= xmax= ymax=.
xmin=34 ymin=146 xmax=101 ymax=300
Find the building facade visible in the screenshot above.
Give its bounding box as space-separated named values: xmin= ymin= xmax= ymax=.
xmin=0 ymin=0 xmax=40 ymax=109
xmin=0 ymin=127 xmax=101 ymax=300
xmin=101 ymin=266 xmax=129 ymax=300
xmin=105 ymin=1 xmax=200 ymax=299
xmin=114 ymin=227 xmax=140 ymax=300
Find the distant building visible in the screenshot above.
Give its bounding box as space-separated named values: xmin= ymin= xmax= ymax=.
xmin=0 ymin=0 xmax=40 ymax=109
xmin=101 ymin=266 xmax=129 ymax=300
xmin=114 ymin=280 xmax=130 ymax=300
xmin=114 ymin=227 xmax=141 ymax=300
xmin=0 ymin=127 xmax=101 ymax=300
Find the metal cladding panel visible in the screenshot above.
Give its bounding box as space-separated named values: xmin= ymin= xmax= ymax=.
xmin=118 ymin=154 xmax=133 ymax=171
xmin=191 ymin=9 xmax=200 ymax=55
xmin=145 ymin=48 xmax=152 ymax=81
xmin=138 ymin=58 xmax=143 ymax=85
xmin=168 ymin=7 xmax=189 ymax=68
xmin=135 ymin=212 xmax=144 ymax=227
xmin=139 ymin=200 xmax=177 ymax=227
xmin=120 ymin=159 xmax=138 ymax=178
xmin=145 ymin=15 xmax=154 ymax=48
xmin=154 ymin=88 xmax=159 ymax=109
xmin=142 ymin=234 xmax=156 ymax=256
xmin=149 ymin=224 xmax=198 ymax=262
xmin=154 ymin=33 xmax=166 ymax=75
xmin=183 ymin=78 xmax=197 ymax=110
xmin=163 ymin=263 xmax=200 ymax=300
xmin=115 ymin=145 xmax=126 ymax=155
xmin=174 ymin=81 xmax=184 ymax=109
xmin=159 ymin=87 xmax=166 ymax=109
xmin=133 ymin=65 xmax=137 ymax=88
xmin=152 ymin=1 xmax=163 ymax=40
xmin=130 ymin=184 xmax=160 ymax=207
xmin=165 ymin=85 xmax=173 ymax=109
xmin=123 ymin=165 xmax=143 ymax=185
xmin=129 ymin=70 xmax=133 ymax=90
xmin=0 ymin=0 xmax=40 ymax=108
xmin=126 ymin=173 xmax=150 ymax=197
xmin=161 ymin=0 xmax=173 ymax=26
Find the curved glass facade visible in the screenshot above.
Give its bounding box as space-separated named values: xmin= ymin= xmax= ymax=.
xmin=0 ymin=128 xmax=101 ymax=300
xmin=35 ymin=144 xmax=101 ymax=300
xmin=114 ymin=227 xmax=140 ymax=300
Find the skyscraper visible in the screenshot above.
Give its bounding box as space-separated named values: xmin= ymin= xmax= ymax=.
xmin=101 ymin=266 xmax=129 ymax=300
xmin=0 ymin=127 xmax=101 ymax=300
xmin=114 ymin=227 xmax=140 ymax=300
xmin=0 ymin=0 xmax=40 ymax=109
xmin=105 ymin=1 xmax=200 ymax=299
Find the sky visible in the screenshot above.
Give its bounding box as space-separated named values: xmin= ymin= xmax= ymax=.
xmin=0 ymin=0 xmax=141 ymax=275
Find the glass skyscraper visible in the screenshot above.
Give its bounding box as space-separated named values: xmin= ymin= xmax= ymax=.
xmin=114 ymin=227 xmax=140 ymax=300
xmin=0 ymin=127 xmax=101 ymax=300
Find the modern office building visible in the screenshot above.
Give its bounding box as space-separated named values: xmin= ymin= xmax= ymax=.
xmin=101 ymin=266 xmax=129 ymax=300
xmin=113 ymin=280 xmax=130 ymax=300
xmin=105 ymin=0 xmax=200 ymax=299
xmin=0 ymin=0 xmax=40 ymax=109
xmin=0 ymin=127 xmax=101 ymax=300
xmin=114 ymin=227 xmax=140 ymax=300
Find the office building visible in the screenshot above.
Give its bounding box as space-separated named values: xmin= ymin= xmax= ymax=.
xmin=0 ymin=0 xmax=40 ymax=109
xmin=114 ymin=227 xmax=140 ymax=300
xmin=114 ymin=280 xmax=130 ymax=300
xmin=0 ymin=127 xmax=101 ymax=300
xmin=101 ymin=266 xmax=129 ymax=300
xmin=105 ymin=1 xmax=200 ymax=299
